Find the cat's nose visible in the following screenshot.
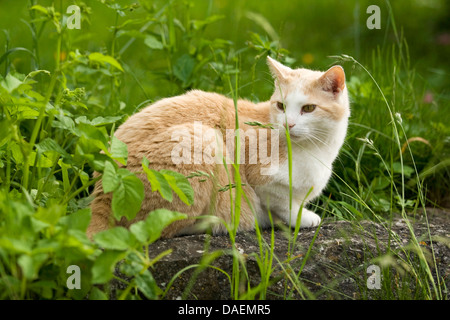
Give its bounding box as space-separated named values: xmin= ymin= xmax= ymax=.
xmin=284 ymin=122 xmax=295 ymax=129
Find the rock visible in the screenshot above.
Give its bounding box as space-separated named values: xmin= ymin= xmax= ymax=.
xmin=112 ymin=208 xmax=450 ymax=300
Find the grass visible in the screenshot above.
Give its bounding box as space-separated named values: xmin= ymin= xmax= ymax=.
xmin=0 ymin=0 xmax=448 ymax=300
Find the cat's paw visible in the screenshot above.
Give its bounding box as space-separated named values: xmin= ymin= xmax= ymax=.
xmin=300 ymin=210 xmax=321 ymax=228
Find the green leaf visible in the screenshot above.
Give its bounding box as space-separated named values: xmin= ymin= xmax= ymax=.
xmin=59 ymin=208 xmax=92 ymax=232
xmin=10 ymin=142 xmax=55 ymax=167
xmin=395 ymin=196 xmax=416 ymax=208
xmin=0 ymin=238 xmax=32 ymax=254
xmin=75 ymin=116 xmax=122 ymax=126
xmin=30 ymin=4 xmax=49 ymax=15
xmin=142 ymin=158 xmax=173 ymax=202
xmin=111 ymin=173 xmax=145 ymax=221
xmin=119 ymin=252 xmax=145 ymax=277
xmin=88 ymin=52 xmax=124 ymax=72
xmin=34 ymin=204 xmax=66 ymax=226
xmin=77 ymin=123 xmax=109 ymax=153
xmin=371 ymin=197 xmax=391 ymax=212
xmin=144 ymin=35 xmax=163 ymax=50
xmin=35 ymin=138 xmax=71 ymax=160
xmin=14 ymin=105 xmax=39 ymax=119
xmin=371 ymin=176 xmax=391 ymax=191
xmin=93 ymin=227 xmax=135 ymax=250
xmin=92 ymin=250 xmax=126 ymax=284
xmin=191 ymin=15 xmax=225 ymax=30
xmin=392 ymin=162 xmax=414 ymax=178
xmin=89 ymin=287 xmax=108 ymax=300
xmin=135 ymin=269 xmax=158 ymax=299
xmin=52 ymin=114 xmax=78 ymax=135
xmin=18 ymin=253 xmax=48 ymax=280
xmin=130 ymin=209 xmax=186 ymax=244
xmin=27 ymin=152 xmax=54 ymax=168
xmin=0 ymin=120 xmax=11 ymax=147
xmin=161 ymin=170 xmax=194 ymax=205
xmin=141 ymin=159 xmax=194 ymax=205
xmin=173 ymin=54 xmax=195 ymax=87
xmin=102 ymin=161 xmax=120 ymax=193
xmin=25 ymin=69 xmax=50 ymax=80
xmin=0 ymin=73 xmax=23 ymax=93
xmin=28 ymin=280 xmax=57 ymax=299
xmin=110 ymin=136 xmax=128 ymax=165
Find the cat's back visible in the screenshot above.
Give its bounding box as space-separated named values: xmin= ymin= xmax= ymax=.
xmin=115 ymin=90 xmax=235 ymax=143
xmin=122 ymin=90 xmax=231 ymax=127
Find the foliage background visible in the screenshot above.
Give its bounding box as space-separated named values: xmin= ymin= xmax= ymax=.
xmin=0 ymin=0 xmax=448 ymax=299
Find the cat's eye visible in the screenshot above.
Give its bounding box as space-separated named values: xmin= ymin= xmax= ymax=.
xmin=276 ymin=101 xmax=285 ymax=111
xmin=301 ymin=104 xmax=316 ymax=114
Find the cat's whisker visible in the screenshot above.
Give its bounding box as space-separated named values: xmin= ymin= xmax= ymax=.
xmin=310 ymin=127 xmax=331 ymax=136
xmin=310 ymin=134 xmax=331 ymax=147
xmin=304 ymin=135 xmax=323 ymax=151
xmin=301 ymin=130 xmax=331 ymax=147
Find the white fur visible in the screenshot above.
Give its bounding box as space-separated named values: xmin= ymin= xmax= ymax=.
xmin=255 ymin=70 xmax=349 ymax=229
xmin=255 ymin=119 xmax=348 ymax=228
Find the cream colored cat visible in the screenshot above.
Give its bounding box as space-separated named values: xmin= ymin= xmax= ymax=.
xmin=87 ymin=56 xmax=350 ymax=239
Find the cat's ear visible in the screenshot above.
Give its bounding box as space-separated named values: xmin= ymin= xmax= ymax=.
xmin=267 ymin=56 xmax=291 ymax=83
xmin=318 ymin=65 xmax=346 ymax=96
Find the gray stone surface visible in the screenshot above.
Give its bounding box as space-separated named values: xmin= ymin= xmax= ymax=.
xmin=113 ymin=208 xmax=449 ymax=300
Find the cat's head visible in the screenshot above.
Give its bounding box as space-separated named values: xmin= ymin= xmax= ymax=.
xmin=267 ymin=56 xmax=350 ymax=145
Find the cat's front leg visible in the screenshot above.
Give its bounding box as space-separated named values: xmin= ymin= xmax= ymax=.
xmin=288 ymin=203 xmax=322 ymax=228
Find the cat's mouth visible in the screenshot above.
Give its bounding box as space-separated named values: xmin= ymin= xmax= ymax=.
xmin=274 ymin=123 xmax=303 ymax=139
xmin=290 ymin=133 xmax=310 ymax=142
xmin=283 ymin=129 xmax=305 ymax=140
xmin=286 ymin=130 xmax=301 ymax=138
xmin=284 ymin=128 xmax=326 ymax=145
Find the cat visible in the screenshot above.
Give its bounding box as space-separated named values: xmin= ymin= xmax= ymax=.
xmin=86 ymin=56 xmax=350 ymax=239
